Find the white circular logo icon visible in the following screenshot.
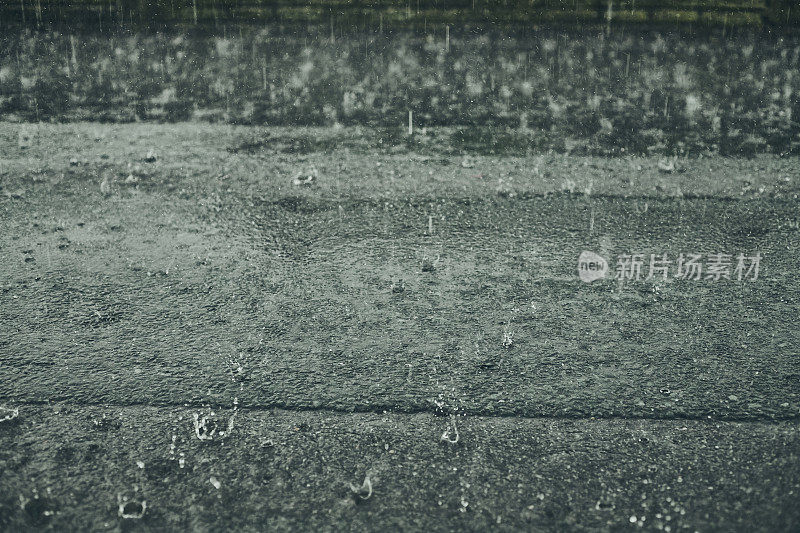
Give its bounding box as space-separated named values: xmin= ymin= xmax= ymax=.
xmin=578 ymin=251 xmax=608 ymax=283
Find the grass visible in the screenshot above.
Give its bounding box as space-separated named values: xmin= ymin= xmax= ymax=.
xmin=2 ymin=27 xmax=800 ymax=155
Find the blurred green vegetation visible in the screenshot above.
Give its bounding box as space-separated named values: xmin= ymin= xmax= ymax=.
xmin=1 ymin=0 xmax=797 ymax=31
